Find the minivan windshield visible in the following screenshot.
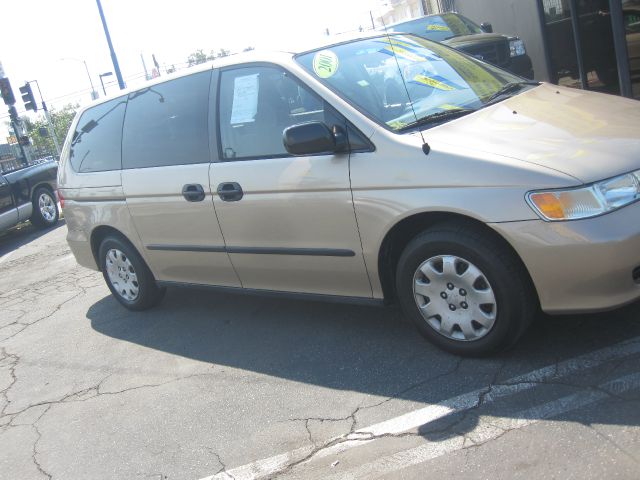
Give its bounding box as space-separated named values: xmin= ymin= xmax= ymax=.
xmin=296 ymin=34 xmax=528 ymax=132
xmin=389 ymin=13 xmax=483 ymax=42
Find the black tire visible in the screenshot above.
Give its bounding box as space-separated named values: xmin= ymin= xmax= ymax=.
xmin=395 ymin=223 xmax=536 ymax=357
xmin=98 ymin=235 xmax=165 ymax=311
xmin=30 ymin=187 xmax=59 ymax=229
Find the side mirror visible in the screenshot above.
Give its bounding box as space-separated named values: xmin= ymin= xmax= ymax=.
xmin=480 ymin=22 xmax=493 ymax=33
xmin=283 ymin=122 xmax=347 ymax=156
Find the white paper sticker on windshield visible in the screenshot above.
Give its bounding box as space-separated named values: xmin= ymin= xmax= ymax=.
xmin=313 ymin=50 xmax=339 ymax=78
xmin=231 ymin=73 xmax=259 ymax=124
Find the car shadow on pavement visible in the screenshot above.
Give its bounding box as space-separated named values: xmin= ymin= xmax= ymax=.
xmin=88 ymin=285 xmax=640 ymax=436
xmin=0 ymin=220 xmax=66 ymax=258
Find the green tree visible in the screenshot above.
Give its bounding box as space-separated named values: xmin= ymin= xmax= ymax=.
xmin=25 ymin=104 xmax=78 ymax=156
xmin=217 ymin=48 xmax=231 ymax=58
xmin=187 ymin=49 xmax=216 ymax=67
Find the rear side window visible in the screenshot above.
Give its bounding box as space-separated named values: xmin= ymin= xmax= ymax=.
xmin=69 ymin=96 xmax=127 ymax=173
xmin=122 ymin=71 xmax=211 ymax=169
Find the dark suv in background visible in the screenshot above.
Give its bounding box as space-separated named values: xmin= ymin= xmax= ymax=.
xmin=384 ymin=12 xmax=534 ymax=79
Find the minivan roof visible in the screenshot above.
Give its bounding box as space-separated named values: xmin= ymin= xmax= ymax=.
xmin=73 ymin=30 xmax=400 ymax=116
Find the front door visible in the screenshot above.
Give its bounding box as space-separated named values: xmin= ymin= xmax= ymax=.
xmin=210 ymin=65 xmax=372 ymax=297
xmin=121 ymin=70 xmax=240 ymax=288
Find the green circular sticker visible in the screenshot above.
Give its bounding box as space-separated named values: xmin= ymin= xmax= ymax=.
xmin=313 ymin=50 xmax=339 ymax=79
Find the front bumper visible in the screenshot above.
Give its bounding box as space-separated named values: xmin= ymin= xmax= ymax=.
xmin=490 ymin=201 xmax=640 ymax=314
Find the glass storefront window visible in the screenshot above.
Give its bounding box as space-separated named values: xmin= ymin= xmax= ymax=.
xmin=541 ymin=0 xmax=639 ymax=98
xmin=622 ymin=0 xmax=640 ymax=98
xmin=541 ymin=0 xmax=582 ymax=89
xmin=576 ymin=0 xmax=620 ymax=95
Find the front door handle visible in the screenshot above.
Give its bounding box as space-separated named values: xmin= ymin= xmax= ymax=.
xmin=182 ymin=183 xmax=206 ymax=202
xmin=217 ymin=182 xmax=243 ymax=202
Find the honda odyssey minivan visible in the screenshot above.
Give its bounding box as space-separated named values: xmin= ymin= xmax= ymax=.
xmin=58 ymin=32 xmax=640 ymax=356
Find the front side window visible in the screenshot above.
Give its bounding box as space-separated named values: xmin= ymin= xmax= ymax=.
xmin=122 ymin=71 xmax=211 ymax=169
xmin=218 ymin=66 xmax=340 ymax=160
xmin=296 ymin=34 xmax=525 ymax=131
xmin=69 ymin=96 xmax=127 ymax=173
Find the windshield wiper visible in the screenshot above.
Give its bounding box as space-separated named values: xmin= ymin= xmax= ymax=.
xmin=397 ymin=108 xmax=476 ymax=132
xmin=483 ymin=81 xmax=540 ymax=105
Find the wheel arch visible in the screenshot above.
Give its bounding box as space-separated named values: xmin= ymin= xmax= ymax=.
xmin=377 ymin=211 xmax=539 ymax=306
xmin=31 ymin=182 xmax=56 ymax=201
xmin=90 ymin=225 xmax=140 ymax=272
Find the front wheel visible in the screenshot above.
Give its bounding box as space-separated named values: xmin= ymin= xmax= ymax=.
xmin=99 ymin=236 xmax=165 ymax=311
xmin=30 ymin=187 xmax=59 ymax=228
xmin=396 ymin=224 xmax=536 ymax=356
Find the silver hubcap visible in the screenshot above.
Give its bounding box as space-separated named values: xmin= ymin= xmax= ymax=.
xmin=38 ymin=193 xmax=56 ymax=222
xmin=105 ymin=249 xmax=139 ymax=301
xmin=413 ymin=255 xmax=497 ymax=342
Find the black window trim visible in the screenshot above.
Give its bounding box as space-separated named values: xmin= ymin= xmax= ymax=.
xmin=214 ymin=61 xmax=374 ymax=163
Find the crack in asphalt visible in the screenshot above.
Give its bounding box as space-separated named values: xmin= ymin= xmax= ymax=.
xmin=587 ymin=424 xmax=640 ymax=465
xmin=0 ymin=270 xmax=102 ymax=343
xmin=31 ymin=406 xmax=53 ymax=479
xmin=262 ymin=356 xmax=640 ymax=479
xmin=210 ymin=450 xmax=235 ymax=479
xmin=268 ymin=357 xmax=466 ymax=478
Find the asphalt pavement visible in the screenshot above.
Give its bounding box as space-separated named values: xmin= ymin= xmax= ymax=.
xmin=1 ymin=222 xmax=639 ymax=480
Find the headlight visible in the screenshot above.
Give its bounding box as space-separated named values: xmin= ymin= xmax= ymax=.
xmin=527 ymin=170 xmax=640 ymax=221
xmin=509 ymin=39 xmax=526 ymax=57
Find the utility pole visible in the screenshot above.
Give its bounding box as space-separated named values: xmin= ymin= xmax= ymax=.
xmin=96 ymin=0 xmax=125 ymax=89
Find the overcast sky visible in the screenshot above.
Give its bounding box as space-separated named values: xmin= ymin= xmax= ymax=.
xmin=0 ymin=0 xmax=386 ymax=137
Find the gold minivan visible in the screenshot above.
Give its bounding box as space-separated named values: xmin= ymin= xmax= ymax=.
xmin=58 ymin=33 xmax=640 ymax=356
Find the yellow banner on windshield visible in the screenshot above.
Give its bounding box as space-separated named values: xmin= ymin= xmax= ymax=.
xmin=431 ymin=45 xmax=502 ymax=99
xmin=426 ymin=24 xmax=450 ymax=31
xmin=412 ymin=74 xmax=455 ymax=91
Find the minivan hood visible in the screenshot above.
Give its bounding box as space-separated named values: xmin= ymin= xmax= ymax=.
xmin=430 ymin=84 xmax=640 ymax=184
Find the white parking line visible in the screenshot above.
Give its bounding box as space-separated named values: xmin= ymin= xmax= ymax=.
xmin=324 ymin=372 xmax=640 ymax=480
xmin=203 ymin=336 xmax=640 ymax=480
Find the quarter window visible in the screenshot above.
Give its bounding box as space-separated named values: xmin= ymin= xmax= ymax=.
xmin=69 ymin=96 xmax=127 ymax=173
xmin=218 ymin=66 xmax=336 ymax=160
xmin=122 ymin=71 xmax=211 ymax=169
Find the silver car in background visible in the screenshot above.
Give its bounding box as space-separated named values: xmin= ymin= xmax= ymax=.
xmin=58 ymin=33 xmax=640 ymax=356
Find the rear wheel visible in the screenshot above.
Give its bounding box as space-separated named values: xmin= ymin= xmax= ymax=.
xmin=30 ymin=187 xmax=59 ymax=228
xmin=396 ymin=223 xmax=536 ymax=356
xmin=99 ymin=235 xmax=165 ymax=310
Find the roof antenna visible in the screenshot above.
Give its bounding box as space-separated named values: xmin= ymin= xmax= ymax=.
xmin=380 ymin=17 xmax=430 ymax=155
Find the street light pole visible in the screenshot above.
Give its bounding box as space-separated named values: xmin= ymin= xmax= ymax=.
xmin=99 ymin=72 xmax=113 ymax=96
xmin=81 ymin=60 xmax=97 ymax=99
xmin=96 ymin=0 xmax=125 ymax=90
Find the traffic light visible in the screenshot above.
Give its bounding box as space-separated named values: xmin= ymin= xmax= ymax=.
xmin=19 ymin=83 xmax=37 ymax=112
xmin=19 ymin=135 xmax=30 ymax=146
xmin=0 ymin=77 xmax=16 ymax=105
xmin=8 ymin=105 xmax=19 ymax=124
